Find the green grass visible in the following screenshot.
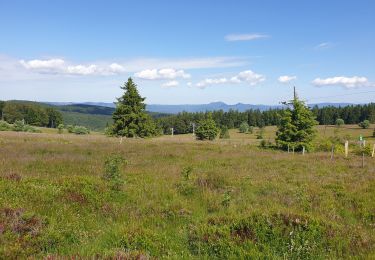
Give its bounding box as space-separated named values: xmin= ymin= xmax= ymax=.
xmin=0 ymin=125 xmax=374 ymax=258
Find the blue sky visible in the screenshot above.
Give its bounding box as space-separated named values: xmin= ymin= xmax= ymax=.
xmin=0 ymin=0 xmax=374 ymax=104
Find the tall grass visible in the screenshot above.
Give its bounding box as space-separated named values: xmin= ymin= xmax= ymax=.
xmin=0 ymin=126 xmax=374 ymax=258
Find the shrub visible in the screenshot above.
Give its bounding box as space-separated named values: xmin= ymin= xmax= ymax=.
xmin=353 ymin=145 xmax=372 ymax=156
xmin=66 ymin=125 xmax=74 ymax=133
xmin=239 ymin=122 xmax=249 ymax=133
xmin=219 ymin=126 xmax=230 ymax=139
xmin=373 ymin=128 xmax=375 ymax=137
xmin=57 ymin=124 xmax=64 ymax=134
xmin=195 ymin=116 xmax=219 ymax=141
xmin=256 ymin=127 xmax=265 ymax=139
xmin=221 ymin=191 xmax=231 ymax=208
xmin=248 ymin=126 xmax=254 ymax=134
xmin=23 ymin=124 xmax=41 ymax=133
xmin=358 ymin=120 xmax=370 ymax=129
xmin=103 ymin=154 xmax=127 ymax=190
xmin=72 ymin=126 xmax=90 ymax=135
xmin=335 ymin=118 xmax=345 ymax=127
xmin=181 ymin=166 xmax=193 ymax=181
xmin=13 ymin=120 xmax=25 ymax=132
xmin=0 ymin=120 xmax=12 ymax=131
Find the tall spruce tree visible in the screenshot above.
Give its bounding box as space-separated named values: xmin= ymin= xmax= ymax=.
xmin=111 ymin=78 xmax=157 ymax=138
xmin=276 ymin=93 xmax=317 ymax=151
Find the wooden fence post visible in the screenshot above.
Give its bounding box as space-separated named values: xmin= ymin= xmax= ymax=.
xmin=362 ymin=153 xmax=365 ymax=168
xmin=330 ymin=145 xmax=334 ymax=160
xmin=287 ymin=144 xmax=290 ymax=153
xmin=372 ymin=143 xmax=375 ymax=158
xmin=302 ymin=146 xmax=305 ymax=156
xmin=345 ymin=141 xmax=349 ymax=158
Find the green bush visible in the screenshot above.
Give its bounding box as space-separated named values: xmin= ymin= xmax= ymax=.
xmin=353 ymin=145 xmax=372 ymax=156
xmin=221 ymin=191 xmax=231 ymax=208
xmin=66 ymin=125 xmax=74 ymax=133
xmin=103 ymin=154 xmax=127 ymax=190
xmin=248 ymin=126 xmax=254 ymax=134
xmin=13 ymin=120 xmax=25 ymax=132
xmin=0 ymin=120 xmax=12 ymax=131
xmin=239 ymin=122 xmax=249 ymax=133
xmin=256 ymin=128 xmax=265 ymax=139
xmin=57 ymin=124 xmax=64 ymax=134
xmin=181 ymin=166 xmax=193 ymax=181
xmin=335 ymin=118 xmax=345 ymax=127
xmin=373 ymin=128 xmax=375 ymax=137
xmin=313 ymin=137 xmax=344 ymax=154
xmin=219 ymin=126 xmax=230 ymax=139
xmin=358 ymin=120 xmax=370 ymax=129
xmin=195 ymin=116 xmax=219 ymax=141
xmin=23 ymin=124 xmax=41 ymax=133
xmin=72 ymin=126 xmax=90 ymax=135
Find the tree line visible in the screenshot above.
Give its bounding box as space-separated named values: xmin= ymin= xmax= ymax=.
xmin=156 ymin=103 xmax=375 ymax=134
xmin=0 ymin=101 xmax=63 ymax=128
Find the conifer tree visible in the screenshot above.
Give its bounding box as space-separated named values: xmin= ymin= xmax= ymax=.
xmin=276 ymin=93 xmax=317 ymax=151
xmin=111 ymin=78 xmax=157 ymax=138
xmin=195 ymin=113 xmax=219 ymax=140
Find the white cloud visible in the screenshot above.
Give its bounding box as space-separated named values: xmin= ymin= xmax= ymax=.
xmin=16 ymin=56 xmax=248 ymax=78
xmin=225 ymin=33 xmax=269 ymax=42
xmin=134 ymin=69 xmax=159 ymax=80
xmin=162 ymin=80 xmax=179 ymax=88
xmin=19 ymin=58 xmax=127 ymax=76
xmin=312 ymin=76 xmax=373 ymax=89
xmin=20 ymin=58 xmax=65 ymax=71
xmin=109 ymin=63 xmax=125 ymax=73
xmin=195 ymin=70 xmax=265 ymax=89
xmin=134 ymin=68 xmax=190 ymax=80
xmin=231 ymin=70 xmax=265 ymax=85
xmin=66 ymin=64 xmax=100 ymax=75
xmin=196 ymin=78 xmax=228 ymax=88
xmin=314 ymin=42 xmax=333 ymax=50
xmin=278 ymin=75 xmax=297 ymax=83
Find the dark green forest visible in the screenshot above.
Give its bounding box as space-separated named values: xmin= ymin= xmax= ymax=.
xmin=0 ymin=101 xmax=63 ymax=127
xmin=0 ymin=100 xmax=374 ymax=133
xmin=157 ymin=103 xmax=375 ymax=134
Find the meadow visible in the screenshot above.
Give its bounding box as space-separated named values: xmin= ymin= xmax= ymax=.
xmin=0 ymin=125 xmax=374 ymax=258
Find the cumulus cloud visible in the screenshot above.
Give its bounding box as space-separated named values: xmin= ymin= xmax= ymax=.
xmin=278 ymin=75 xmax=297 ymax=83
xmin=20 ymin=58 xmax=65 ymax=71
xmin=134 ymin=68 xmax=190 ymax=80
xmin=162 ymin=80 xmax=179 ymax=88
xmin=195 ymin=70 xmax=265 ymax=89
xmin=66 ymin=64 xmax=100 ymax=75
xmin=225 ymin=33 xmax=269 ymax=42
xmin=17 ymin=56 xmax=249 ymax=78
xmin=196 ymin=78 xmax=228 ymax=88
xmin=109 ymin=63 xmax=125 ymax=73
xmin=230 ymin=70 xmax=265 ymax=85
xmin=312 ymin=76 xmax=374 ymax=89
xmin=19 ymin=58 xmax=128 ymax=76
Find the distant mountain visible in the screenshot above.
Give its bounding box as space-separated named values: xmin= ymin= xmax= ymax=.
xmin=44 ymin=101 xmax=356 ymax=114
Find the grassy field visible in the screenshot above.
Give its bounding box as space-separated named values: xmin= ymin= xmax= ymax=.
xmin=0 ymin=125 xmax=374 ymax=258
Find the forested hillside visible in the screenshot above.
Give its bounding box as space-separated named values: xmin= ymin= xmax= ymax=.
xmin=157 ymin=103 xmax=375 ymax=134
xmin=1 ymin=100 xmax=374 ymax=133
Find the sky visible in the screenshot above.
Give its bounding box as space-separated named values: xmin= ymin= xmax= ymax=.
xmin=0 ymin=0 xmax=374 ymax=105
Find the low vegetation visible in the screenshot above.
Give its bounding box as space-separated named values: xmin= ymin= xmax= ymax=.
xmin=195 ymin=115 xmax=220 ymax=140
xmin=0 ymin=125 xmax=374 ymax=258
